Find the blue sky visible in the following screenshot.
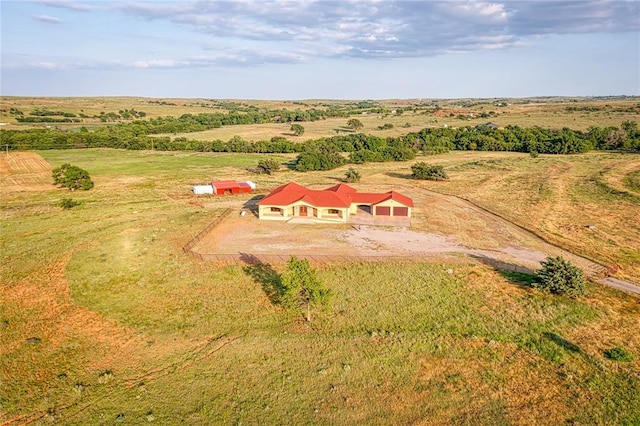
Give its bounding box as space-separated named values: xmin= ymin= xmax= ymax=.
xmin=1 ymin=0 xmax=639 ymax=99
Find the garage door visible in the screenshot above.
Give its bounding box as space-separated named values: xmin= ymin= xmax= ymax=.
xmin=393 ymin=206 xmax=408 ymax=216
xmin=375 ymin=206 xmax=390 ymax=216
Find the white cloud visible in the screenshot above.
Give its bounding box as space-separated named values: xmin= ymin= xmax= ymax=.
xmin=110 ymin=0 xmax=638 ymax=64
xmin=40 ymin=0 xmax=92 ymax=12
xmin=32 ymin=14 xmax=62 ymax=24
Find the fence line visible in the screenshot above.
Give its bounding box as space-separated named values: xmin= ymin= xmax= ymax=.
xmin=417 ymin=187 xmax=610 ymax=279
xmin=183 ymin=208 xmax=233 ymax=255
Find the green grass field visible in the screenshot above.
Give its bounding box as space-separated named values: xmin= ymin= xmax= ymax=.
xmin=1 ymin=149 xmax=639 ymax=424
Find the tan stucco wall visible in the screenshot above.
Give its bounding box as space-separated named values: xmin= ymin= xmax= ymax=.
xmin=259 ymin=199 xmax=412 ymax=221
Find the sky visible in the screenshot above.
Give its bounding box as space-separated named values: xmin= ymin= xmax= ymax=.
xmin=1 ymin=0 xmax=639 ymax=99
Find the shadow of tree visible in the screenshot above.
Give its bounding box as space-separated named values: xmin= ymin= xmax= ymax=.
xmin=469 ymin=254 xmax=537 ymax=290
xmin=542 ymin=332 xmax=582 ymax=353
xmin=385 ymin=171 xmax=413 ymax=180
xmin=240 ymin=253 xmax=285 ymax=305
xmin=495 ymin=269 xmax=536 ymax=289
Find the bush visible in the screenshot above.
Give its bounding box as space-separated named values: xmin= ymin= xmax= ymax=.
xmin=411 ymin=162 xmax=448 ymax=180
xmin=52 ymin=163 xmax=93 ymax=191
xmin=344 ymin=168 xmax=361 ymax=183
xmin=254 ymin=158 xmax=281 ymax=175
xmin=58 ymin=198 xmax=82 ymax=209
xmin=533 ymin=256 xmax=586 ymax=298
xmin=604 ymin=347 xmax=634 ymax=362
xmin=290 ymin=124 xmax=305 ymax=136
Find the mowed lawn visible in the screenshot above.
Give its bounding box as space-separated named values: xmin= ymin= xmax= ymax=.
xmin=1 ymin=149 xmax=639 ymax=424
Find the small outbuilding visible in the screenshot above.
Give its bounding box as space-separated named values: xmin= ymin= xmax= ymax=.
xmin=193 ymin=180 xmax=256 ymax=196
xmin=192 ymin=185 xmax=214 ymax=195
xmin=212 ymin=180 xmax=256 ymax=196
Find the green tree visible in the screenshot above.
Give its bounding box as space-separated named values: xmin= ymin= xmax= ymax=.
xmin=344 ymin=168 xmax=361 ymax=183
xmin=411 ymin=162 xmax=448 ymax=180
xmin=534 ymin=256 xmax=586 ymax=298
xmin=52 ymin=163 xmax=94 ymax=191
xmin=255 ymin=158 xmax=281 ymax=174
xmin=347 ymin=118 xmax=364 ymax=131
xmin=290 ymin=123 xmax=305 ymax=136
xmin=281 ymin=256 xmax=331 ymax=322
xmin=294 ymin=146 xmax=346 ymax=171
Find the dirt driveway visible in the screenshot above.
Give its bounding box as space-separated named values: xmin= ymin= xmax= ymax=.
xmin=191 ymin=183 xmax=614 ymax=282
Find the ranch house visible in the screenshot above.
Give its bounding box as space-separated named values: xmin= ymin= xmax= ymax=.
xmin=257 ymin=182 xmax=413 ymax=223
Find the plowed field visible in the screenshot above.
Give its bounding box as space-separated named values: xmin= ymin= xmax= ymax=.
xmin=0 ymin=152 xmax=53 ymax=191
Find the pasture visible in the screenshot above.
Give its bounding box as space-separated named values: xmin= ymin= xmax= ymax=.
xmin=1 ymin=96 xmax=638 ymax=137
xmin=1 ymin=148 xmax=639 ymax=424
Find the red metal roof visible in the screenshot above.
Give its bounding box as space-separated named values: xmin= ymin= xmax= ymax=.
xmin=211 ymin=180 xmax=252 ymax=190
xmin=257 ymin=182 xmax=352 ymax=208
xmin=257 ymin=182 xmax=413 ymax=208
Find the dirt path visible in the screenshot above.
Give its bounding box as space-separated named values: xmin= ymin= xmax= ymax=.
xmin=192 ymin=185 xmax=640 ymax=295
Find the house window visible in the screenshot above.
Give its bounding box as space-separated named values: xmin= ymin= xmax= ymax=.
xmin=328 ymin=209 xmax=340 ymax=215
xmin=270 ymin=207 xmax=282 ymax=212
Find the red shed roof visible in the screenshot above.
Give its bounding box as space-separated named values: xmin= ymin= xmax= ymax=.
xmin=212 ymin=180 xmax=243 ymax=190
xmin=257 ymin=182 xmax=413 ymax=208
xmin=211 ymin=180 xmax=253 ymax=190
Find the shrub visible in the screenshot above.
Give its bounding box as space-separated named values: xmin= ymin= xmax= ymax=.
xmin=52 ymin=163 xmax=93 ymax=191
xmin=58 ymin=198 xmax=82 ymax=209
xmin=411 ymin=162 xmax=448 ymax=180
xmin=290 ymin=123 xmax=305 ymax=136
xmin=254 ymin=158 xmax=281 ymax=175
xmin=533 ymin=256 xmax=586 ymax=298
xmin=604 ymin=347 xmax=634 ymax=362
xmin=344 ymin=168 xmax=361 ymax=183
xmin=347 ymin=118 xmax=363 ymax=131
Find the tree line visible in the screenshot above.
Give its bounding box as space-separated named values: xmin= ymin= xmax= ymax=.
xmin=8 ymin=106 xmax=350 ymax=129
xmin=2 ymin=121 xmax=638 ymax=171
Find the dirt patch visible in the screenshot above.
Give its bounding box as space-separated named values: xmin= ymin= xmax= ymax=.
xmin=191 ymin=185 xmax=609 ymax=279
xmin=1 ymin=249 xmax=239 ymax=424
xmin=0 ymin=151 xmax=53 ymax=192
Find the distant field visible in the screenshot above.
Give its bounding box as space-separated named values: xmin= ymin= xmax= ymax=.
xmin=1 ymin=96 xmax=638 ymax=138
xmin=1 ymin=149 xmax=639 ymax=424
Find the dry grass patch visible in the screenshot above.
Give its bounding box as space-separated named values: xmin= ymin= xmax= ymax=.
xmin=2 ymin=148 xmax=639 ymax=425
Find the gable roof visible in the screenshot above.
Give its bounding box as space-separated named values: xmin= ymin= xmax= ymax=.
xmin=257 ymin=182 xmax=352 ymax=208
xmin=257 ymin=182 xmax=413 ymax=208
xmin=352 ymin=190 xmax=414 ymax=207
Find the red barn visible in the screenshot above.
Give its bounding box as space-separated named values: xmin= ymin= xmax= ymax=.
xmin=211 ymin=180 xmax=255 ymax=196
